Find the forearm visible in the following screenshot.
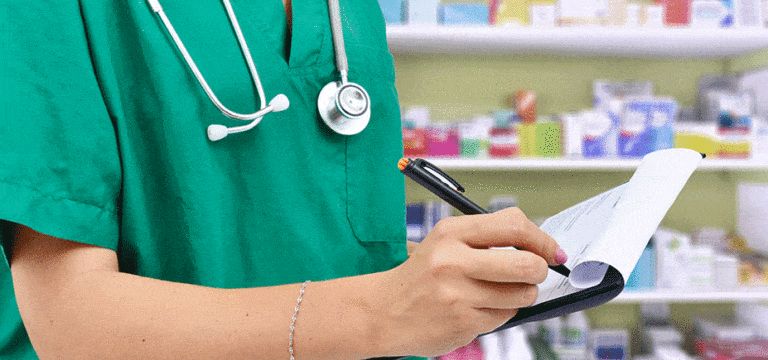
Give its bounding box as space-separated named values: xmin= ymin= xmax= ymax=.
xmin=14 ymin=269 xmax=387 ymax=360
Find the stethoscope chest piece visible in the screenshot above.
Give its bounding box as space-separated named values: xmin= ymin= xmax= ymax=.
xmin=317 ymin=81 xmax=371 ymax=135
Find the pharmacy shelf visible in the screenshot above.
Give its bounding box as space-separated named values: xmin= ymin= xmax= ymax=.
xmin=386 ymin=26 xmax=768 ymax=58
xmin=611 ymin=288 xmax=768 ymax=303
xmin=421 ymin=157 xmax=768 ymax=171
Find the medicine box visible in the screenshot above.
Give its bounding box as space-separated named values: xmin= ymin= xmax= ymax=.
xmin=620 ymin=97 xmax=677 ymax=158
xmin=406 ymin=0 xmax=440 ymax=24
xmin=654 ymin=228 xmax=691 ymax=289
xmin=737 ymin=183 xmax=768 ymax=256
xmin=440 ymin=3 xmax=490 ymax=25
xmin=626 ymin=245 xmax=656 ymax=290
xmin=377 ymin=0 xmax=404 ymax=24
xmin=591 ymin=329 xmax=629 ymax=360
xmin=690 ymin=0 xmax=733 ymax=27
xmin=581 ymin=110 xmax=618 ymax=158
xmin=425 ymin=124 xmax=459 ymax=157
xmin=493 ymin=0 xmax=530 ymax=25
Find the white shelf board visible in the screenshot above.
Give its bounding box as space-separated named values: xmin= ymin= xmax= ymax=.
xmin=386 ymin=26 xmax=768 ymax=58
xmin=611 ymin=288 xmax=768 ymax=303
xmin=421 ymin=157 xmax=768 ymax=171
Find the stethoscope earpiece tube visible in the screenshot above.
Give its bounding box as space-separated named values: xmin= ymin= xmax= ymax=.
xmin=149 ymin=0 xmax=369 ymax=140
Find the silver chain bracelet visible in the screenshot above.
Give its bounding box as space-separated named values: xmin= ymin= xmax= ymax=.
xmin=289 ymin=280 xmax=310 ymax=360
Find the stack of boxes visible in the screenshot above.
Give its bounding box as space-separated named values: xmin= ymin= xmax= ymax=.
xmin=378 ymin=0 xmax=766 ymax=28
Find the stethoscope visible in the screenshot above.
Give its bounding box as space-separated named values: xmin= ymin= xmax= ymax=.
xmin=147 ymin=0 xmax=371 ymax=141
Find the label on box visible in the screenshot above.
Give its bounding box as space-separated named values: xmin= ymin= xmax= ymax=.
xmin=530 ymin=4 xmax=558 ymax=26
xmin=691 ymin=0 xmax=731 ymax=27
xmin=735 ymin=0 xmax=763 ymax=26
xmin=644 ymin=5 xmax=666 ymax=26
xmin=620 ymin=98 xmax=677 ymax=157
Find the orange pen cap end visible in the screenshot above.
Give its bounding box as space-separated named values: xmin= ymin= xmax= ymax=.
xmin=398 ymin=158 xmax=410 ymax=171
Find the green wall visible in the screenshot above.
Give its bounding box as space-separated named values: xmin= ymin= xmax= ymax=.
xmin=394 ymin=44 xmax=768 ymax=355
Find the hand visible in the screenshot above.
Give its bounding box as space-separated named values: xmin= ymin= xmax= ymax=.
xmin=372 ymin=207 xmax=566 ymax=358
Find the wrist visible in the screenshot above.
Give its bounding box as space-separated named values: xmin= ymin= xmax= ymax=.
xmin=358 ymin=268 xmax=407 ymax=358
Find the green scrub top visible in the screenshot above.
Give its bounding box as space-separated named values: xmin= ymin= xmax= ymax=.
xmin=0 ymin=0 xmax=415 ymax=358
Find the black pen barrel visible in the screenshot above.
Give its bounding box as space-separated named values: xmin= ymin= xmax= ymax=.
xmin=403 ymin=162 xmax=487 ymax=215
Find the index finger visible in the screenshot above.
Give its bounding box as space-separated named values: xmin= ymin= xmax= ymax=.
xmin=458 ymin=207 xmax=567 ymax=266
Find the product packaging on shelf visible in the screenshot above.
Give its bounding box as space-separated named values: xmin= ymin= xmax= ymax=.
xmin=686 ymin=244 xmax=715 ymax=287
xmin=626 ymin=3 xmax=642 ymax=26
xmin=489 ymin=118 xmax=520 ymax=158
xmin=690 ymin=0 xmax=733 ymax=27
xmin=626 ymin=243 xmax=657 ymax=290
xmin=620 ymin=97 xmax=678 ymax=158
xmin=520 ymin=119 xmax=563 ymax=157
xmin=492 ymin=0 xmax=530 ymax=25
xmin=752 ymin=117 xmax=768 ymax=159
xmin=591 ymin=329 xmax=630 ymax=360
xmin=556 ymin=312 xmax=590 ymax=360
xmin=402 ymin=107 xmax=430 ymax=157
xmin=459 ymin=116 xmax=493 ymax=158
xmin=406 ymin=0 xmax=440 ymax=24
xmin=714 ymin=252 xmax=739 ymax=288
xmin=558 ymin=0 xmax=605 ymax=25
xmin=734 ymin=0 xmax=764 ymax=26
xmin=642 ymin=5 xmax=666 ymax=26
xmin=646 ymin=326 xmax=685 ymax=349
xmin=425 ymin=123 xmax=460 ymax=158
xmin=560 ymin=113 xmax=584 ymax=157
xmin=406 ymin=200 xmax=453 ymax=243
xmin=658 ymin=0 xmax=693 ymax=25
xmin=737 ymin=183 xmax=768 ymax=256
xmin=605 ymin=0 xmax=629 ymax=26
xmin=674 ymin=122 xmax=720 ymax=156
xmin=594 ymin=80 xmax=654 ymax=108
xmin=406 ymin=203 xmax=426 ymax=242
xmin=695 ymin=317 xmax=758 ymax=343
xmin=581 ymin=109 xmax=618 ymax=158
xmin=711 ymin=91 xmax=753 ymax=135
xmin=530 ymin=3 xmax=558 ymax=26
xmin=378 ymin=0 xmax=404 ymax=24
xmin=655 ymin=228 xmax=691 ymax=289
xmin=515 ymin=90 xmax=537 ymax=123
xmin=440 ymin=3 xmax=490 ymax=26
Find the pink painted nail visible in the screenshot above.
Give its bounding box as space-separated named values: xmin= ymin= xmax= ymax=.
xmin=555 ymin=247 xmax=568 ymax=265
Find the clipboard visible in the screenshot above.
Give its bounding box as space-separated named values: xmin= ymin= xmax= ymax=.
xmin=367 ymin=265 xmax=624 ymax=360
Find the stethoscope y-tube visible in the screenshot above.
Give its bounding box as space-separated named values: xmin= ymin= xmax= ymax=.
xmin=148 ymin=0 xmax=371 ymax=141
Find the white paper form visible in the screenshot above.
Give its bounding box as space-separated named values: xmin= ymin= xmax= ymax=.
xmin=532 ymin=149 xmax=703 ymax=305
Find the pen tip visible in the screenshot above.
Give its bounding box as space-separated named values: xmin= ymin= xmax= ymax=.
xmin=398 ymin=158 xmax=410 ymax=171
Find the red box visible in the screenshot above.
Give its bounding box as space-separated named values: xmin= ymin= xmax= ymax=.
xmin=697 ymin=339 xmax=768 ymax=360
xmin=658 ymin=0 xmax=692 ymax=25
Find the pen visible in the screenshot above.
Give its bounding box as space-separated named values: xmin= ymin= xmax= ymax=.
xmin=398 ymin=158 xmax=571 ymax=278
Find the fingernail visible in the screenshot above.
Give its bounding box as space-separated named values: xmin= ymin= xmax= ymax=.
xmin=555 ymin=247 xmax=568 ymax=265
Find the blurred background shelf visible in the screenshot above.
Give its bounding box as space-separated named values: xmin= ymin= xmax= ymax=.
xmin=421 ymin=157 xmax=768 ymax=171
xmin=612 ymin=287 xmax=768 ymax=303
xmin=386 ymin=26 xmax=768 ymax=58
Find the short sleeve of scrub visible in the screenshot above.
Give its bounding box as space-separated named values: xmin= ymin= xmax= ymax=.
xmin=1 ymin=3 xmax=120 ymax=356
xmin=0 ymin=1 xmax=121 ymax=260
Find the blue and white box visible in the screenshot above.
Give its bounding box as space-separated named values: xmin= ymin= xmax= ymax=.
xmin=407 ymin=0 xmax=440 ymax=24
xmin=620 ymin=97 xmax=678 ymax=158
xmin=440 ymin=3 xmax=490 ymax=25
xmin=581 ymin=106 xmax=620 ymax=158
xmin=378 ymin=0 xmax=405 ymax=24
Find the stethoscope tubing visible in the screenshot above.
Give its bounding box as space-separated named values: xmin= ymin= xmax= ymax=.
xmin=150 ymin=0 xmax=268 ymax=122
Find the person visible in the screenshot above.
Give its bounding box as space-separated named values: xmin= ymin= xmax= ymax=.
xmin=0 ymin=0 xmax=567 ymax=359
